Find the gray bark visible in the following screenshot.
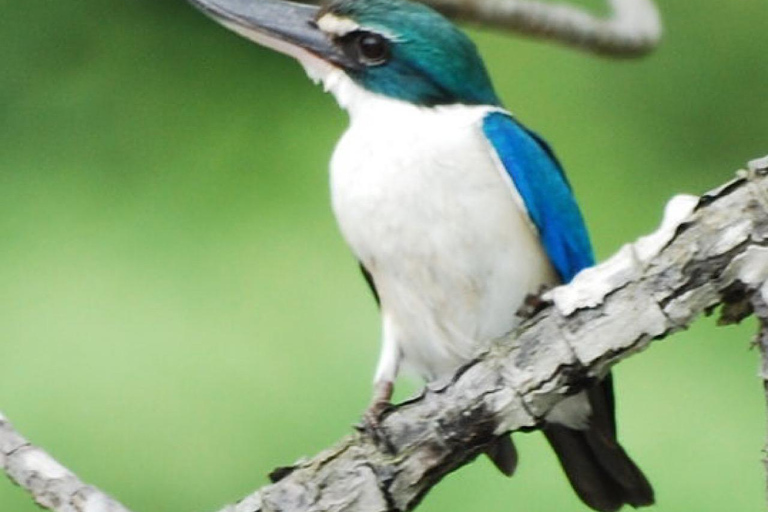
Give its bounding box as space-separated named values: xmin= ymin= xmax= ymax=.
xmin=424 ymin=0 xmax=661 ymax=57
xmin=3 ymin=155 xmax=768 ymax=512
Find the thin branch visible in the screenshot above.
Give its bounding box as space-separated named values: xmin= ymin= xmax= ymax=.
xmin=0 ymin=413 xmax=130 ymax=512
xmin=3 ymin=156 xmax=768 ymax=512
xmin=422 ymin=0 xmax=662 ymax=57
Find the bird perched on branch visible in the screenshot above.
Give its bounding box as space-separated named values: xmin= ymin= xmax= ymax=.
xmin=188 ymin=0 xmax=654 ymax=509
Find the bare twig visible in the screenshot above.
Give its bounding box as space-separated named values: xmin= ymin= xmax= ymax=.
xmin=0 ymin=413 xmax=130 ymax=512
xmin=3 ymin=156 xmax=768 ymax=512
xmin=422 ymin=0 xmax=662 ymax=57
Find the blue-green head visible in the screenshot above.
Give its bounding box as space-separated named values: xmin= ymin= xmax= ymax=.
xmin=189 ymin=0 xmax=502 ymax=107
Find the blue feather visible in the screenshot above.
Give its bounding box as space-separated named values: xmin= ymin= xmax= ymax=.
xmin=482 ymin=112 xmax=594 ymax=282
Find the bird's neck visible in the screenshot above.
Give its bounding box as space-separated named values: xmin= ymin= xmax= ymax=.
xmin=317 ymin=68 xmax=418 ymax=121
xmin=311 ymin=67 xmax=504 ymax=130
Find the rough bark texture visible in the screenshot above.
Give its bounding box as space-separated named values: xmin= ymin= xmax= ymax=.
xmin=3 ymin=156 xmax=768 ymax=512
xmin=752 ymin=297 xmax=768 ymax=505
xmin=0 ymin=413 xmax=131 ymax=512
xmin=750 ymin=217 xmax=768 ymax=508
xmin=407 ymin=0 xmax=660 ymax=57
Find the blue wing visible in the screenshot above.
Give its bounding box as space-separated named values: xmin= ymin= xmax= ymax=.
xmin=482 ymin=112 xmax=593 ymax=283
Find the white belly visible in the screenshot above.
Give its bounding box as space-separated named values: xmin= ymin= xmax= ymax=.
xmin=330 ymin=102 xmax=557 ymax=380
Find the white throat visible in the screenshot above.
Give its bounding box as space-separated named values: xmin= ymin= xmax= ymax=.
xmin=301 ymin=62 xmax=407 ymax=121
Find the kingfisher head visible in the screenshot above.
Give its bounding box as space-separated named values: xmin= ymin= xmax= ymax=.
xmin=189 ymin=0 xmax=501 ymax=109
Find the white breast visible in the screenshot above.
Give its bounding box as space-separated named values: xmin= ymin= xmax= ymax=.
xmin=330 ymin=94 xmax=557 ymax=380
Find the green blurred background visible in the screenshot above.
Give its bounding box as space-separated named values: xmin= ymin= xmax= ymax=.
xmin=1 ymin=0 xmax=767 ymax=511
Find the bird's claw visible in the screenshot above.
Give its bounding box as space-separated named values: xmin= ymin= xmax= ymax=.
xmin=355 ymin=381 xmax=394 ymax=444
xmin=356 ymin=398 xmax=396 ymax=451
xmin=516 ymin=284 xmax=554 ymax=319
xmin=362 ymin=398 xmax=391 ymax=428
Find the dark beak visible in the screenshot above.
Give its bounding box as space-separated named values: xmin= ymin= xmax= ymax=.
xmin=188 ymin=0 xmax=356 ymax=69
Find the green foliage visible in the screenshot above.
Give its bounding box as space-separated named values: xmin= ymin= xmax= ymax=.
xmin=1 ymin=1 xmax=766 ymax=511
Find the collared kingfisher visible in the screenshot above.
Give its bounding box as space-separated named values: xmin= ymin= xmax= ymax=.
xmin=188 ymin=0 xmax=654 ymax=509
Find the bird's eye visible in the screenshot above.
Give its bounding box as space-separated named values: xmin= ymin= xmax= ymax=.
xmin=356 ymin=32 xmax=389 ymax=65
xmin=337 ymin=30 xmax=391 ymax=67
xmin=336 ymin=30 xmax=390 ymax=66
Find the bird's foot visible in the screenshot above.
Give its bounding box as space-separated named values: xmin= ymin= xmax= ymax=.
xmin=356 ymin=381 xmax=394 ymax=443
xmin=363 ymin=398 xmax=392 ymax=429
xmin=516 ymin=284 xmax=554 ymax=319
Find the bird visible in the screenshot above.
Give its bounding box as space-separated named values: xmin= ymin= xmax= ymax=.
xmin=187 ymin=0 xmax=654 ymax=510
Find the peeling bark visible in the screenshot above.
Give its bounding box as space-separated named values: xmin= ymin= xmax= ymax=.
xmin=3 ymin=156 xmax=768 ymax=512
xmin=749 ymin=190 xmax=768 ymax=507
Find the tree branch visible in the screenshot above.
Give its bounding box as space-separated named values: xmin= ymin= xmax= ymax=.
xmin=752 ymin=294 xmax=768 ymax=506
xmin=421 ymin=0 xmax=662 ymax=57
xmin=0 ymin=412 xmax=130 ymax=512
xmin=748 ymin=157 xmax=768 ymax=507
xmin=3 ymin=156 xmax=768 ymax=512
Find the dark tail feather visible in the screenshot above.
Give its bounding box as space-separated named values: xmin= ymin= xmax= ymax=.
xmin=544 ymin=425 xmax=653 ymax=512
xmin=544 ymin=378 xmax=654 ymax=512
xmin=486 ymin=435 xmax=518 ymax=476
xmin=584 ymin=427 xmax=655 ymax=508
